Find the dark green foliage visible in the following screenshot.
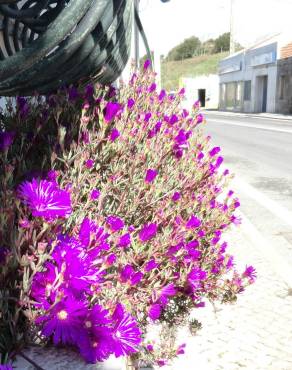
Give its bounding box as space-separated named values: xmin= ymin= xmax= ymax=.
xmin=167 ymin=36 xmax=201 ymax=61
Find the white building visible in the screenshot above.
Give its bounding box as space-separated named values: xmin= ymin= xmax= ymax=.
xmin=181 ymin=74 xmax=219 ymax=110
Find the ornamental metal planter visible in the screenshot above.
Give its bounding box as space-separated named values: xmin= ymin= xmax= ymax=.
xmin=0 ymin=0 xmax=133 ymax=96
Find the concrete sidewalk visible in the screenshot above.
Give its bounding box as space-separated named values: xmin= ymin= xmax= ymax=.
xmin=204 ymin=109 xmax=292 ymax=122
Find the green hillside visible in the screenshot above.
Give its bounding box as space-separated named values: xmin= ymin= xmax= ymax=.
xmin=161 ymin=52 xmax=228 ymax=91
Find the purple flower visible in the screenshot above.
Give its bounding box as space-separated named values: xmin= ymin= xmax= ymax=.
xmin=110 ymin=128 xmax=120 ymax=141
xmin=196 ymin=114 xmax=204 ymax=124
xmin=118 ymin=233 xmax=131 ymax=248
xmin=90 ymin=189 xmax=100 ymax=200
xmin=148 ymin=304 xmax=161 ymax=320
xmin=179 ymin=87 xmax=185 ymax=95
xmin=104 ymin=102 xmax=121 ymax=122
xmin=182 ymin=109 xmax=189 ymax=118
xmin=144 ymin=112 xmax=152 ymax=122
xmin=127 ymin=98 xmax=135 ymax=109
xmin=85 ymin=159 xmax=94 ymax=169
xmin=107 ymin=215 xmax=124 ymax=232
xmin=159 ymin=90 xmax=166 ymax=101
xmin=169 ymin=114 xmax=179 ymax=125
xmin=31 ymin=262 xmax=57 ymax=308
xmin=139 ymin=223 xmax=157 ymax=242
xmin=17 ymin=96 xmax=29 ymax=119
xmin=148 ymin=83 xmax=157 ymax=92
xmin=209 ymin=146 xmax=221 ymax=157
xmin=38 ymin=296 xmax=87 ymax=345
xmin=130 ymin=272 xmax=144 ymax=285
xmin=120 ymin=264 xmax=135 ymax=282
xmin=0 ymin=246 xmax=9 ymax=265
xmin=68 ymin=86 xmax=79 ymax=101
xmin=155 ymin=121 xmax=162 ymax=132
xmin=106 ymin=253 xmax=117 ymax=265
xmin=18 ymin=179 xmax=71 ymax=221
xmin=197 ymin=151 xmax=204 ymax=160
xmin=243 ymin=265 xmax=256 ymax=281
xmin=188 ymin=268 xmax=207 ymax=282
xmin=146 ymin=344 xmax=154 ymax=351
xmin=215 ymin=156 xmax=224 ymax=168
xmin=186 ymin=214 xmax=201 ymax=229
xmin=160 ymin=283 xmax=176 ymax=298
xmin=0 ymin=131 xmax=15 ymax=151
xmin=0 ymin=365 xmax=13 ymax=370
xmin=145 ymin=169 xmax=158 ymax=183
xmin=144 ymin=259 xmax=158 ymax=272
xmin=144 ymin=59 xmax=151 ymax=70
xmin=85 ymin=84 xmax=94 ymax=99
xmin=172 ymin=192 xmax=181 ymax=202
xmin=111 ymin=304 xmax=142 ymax=357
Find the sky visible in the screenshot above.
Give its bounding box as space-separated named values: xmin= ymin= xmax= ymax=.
xmin=138 ymin=0 xmax=292 ymax=57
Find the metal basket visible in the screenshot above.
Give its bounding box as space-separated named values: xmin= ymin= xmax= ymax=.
xmin=0 ymin=0 xmax=133 ymax=95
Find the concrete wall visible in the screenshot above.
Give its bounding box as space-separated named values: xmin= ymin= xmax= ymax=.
xmin=276 ymin=57 xmax=292 ymax=114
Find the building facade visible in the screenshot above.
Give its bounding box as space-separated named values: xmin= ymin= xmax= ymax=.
xmin=181 ymin=75 xmax=219 ymax=110
xmin=219 ymin=34 xmax=292 ymax=114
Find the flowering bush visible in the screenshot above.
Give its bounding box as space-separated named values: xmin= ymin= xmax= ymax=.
xmin=0 ymin=61 xmax=255 ymax=367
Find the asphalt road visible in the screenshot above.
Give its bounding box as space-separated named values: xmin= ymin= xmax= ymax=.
xmin=204 ymin=111 xmax=292 ymax=277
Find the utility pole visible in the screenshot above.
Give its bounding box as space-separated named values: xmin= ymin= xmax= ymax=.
xmin=230 ymin=0 xmax=235 ymax=55
xmin=134 ymin=0 xmax=140 ymax=68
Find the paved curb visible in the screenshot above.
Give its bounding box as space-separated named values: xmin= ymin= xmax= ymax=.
xmin=204 ymin=110 xmax=292 ymax=122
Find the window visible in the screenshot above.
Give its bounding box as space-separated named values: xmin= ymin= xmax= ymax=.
xmin=279 ymin=75 xmax=286 ymax=99
xmin=244 ymin=80 xmax=251 ymax=101
xmin=235 ymin=82 xmax=242 ymax=107
xmin=226 ymin=82 xmax=236 ymax=109
xmin=220 ymin=83 xmax=226 ymax=107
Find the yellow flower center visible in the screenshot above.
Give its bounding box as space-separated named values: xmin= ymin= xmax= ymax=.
xmin=85 ymin=320 xmax=92 ymax=328
xmin=92 ymin=341 xmax=98 ymax=348
xmin=57 ymin=310 xmax=68 ymax=320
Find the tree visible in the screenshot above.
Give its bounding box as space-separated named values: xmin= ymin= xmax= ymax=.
xmin=213 ymin=32 xmax=230 ymax=53
xmin=167 ymin=36 xmax=201 ymax=61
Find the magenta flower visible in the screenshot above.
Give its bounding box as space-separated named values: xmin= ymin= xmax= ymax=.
xmin=139 ymin=223 xmax=157 ymax=242
xmin=196 ymin=114 xmax=204 ymax=124
xmin=159 ymin=90 xmax=166 ymax=101
xmin=169 ymin=114 xmax=179 ymax=125
xmin=186 ymin=214 xmax=201 ymax=229
xmin=118 ymin=233 xmax=131 ymax=248
xmin=104 ymin=102 xmax=121 ymax=122
xmin=144 ymin=59 xmax=151 ymax=70
xmin=38 ymin=296 xmax=87 ymax=345
xmin=130 ymin=271 xmax=144 ymax=285
xmin=144 ymin=259 xmax=158 ymax=272
xmin=160 ymin=283 xmax=176 ymax=298
xmin=90 ymin=189 xmax=100 ymax=200
xmin=172 ymin=192 xmax=181 ymax=202
xmin=120 ymin=264 xmax=135 ymax=282
xmin=30 ymin=262 xmax=57 ymax=308
xmin=0 ymin=131 xmax=15 ymax=151
xmin=127 ymin=98 xmax=135 ymax=109
xmin=148 ymin=83 xmax=156 ymax=92
xmin=0 ymin=365 xmax=13 ymax=370
xmin=144 ymin=112 xmax=152 ymax=122
xmin=209 ymin=146 xmax=221 ymax=157
xmin=110 ymin=128 xmax=120 ymax=141
xmin=18 ymin=179 xmax=71 ymax=221
xmin=111 ymin=304 xmax=142 ymax=357
xmin=85 ymin=159 xmax=94 ymax=169
xmin=107 ymin=215 xmax=124 ymax=232
xmin=188 ymin=268 xmax=207 ymax=282
xmin=243 ymin=265 xmax=256 ymax=281
xmin=148 ymin=304 xmax=161 ymax=320
xmin=145 ymin=169 xmax=158 ymax=183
